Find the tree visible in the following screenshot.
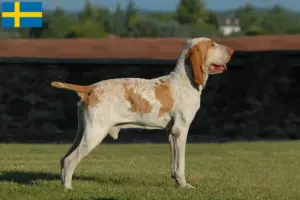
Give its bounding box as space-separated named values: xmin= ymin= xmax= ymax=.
xmin=134 ymin=18 xmax=160 ymax=37
xmin=95 ymin=7 xmax=113 ymax=33
xmin=28 ymin=21 xmax=50 ymax=38
xmin=78 ymin=0 xmax=94 ymax=22
xmin=65 ymin=20 xmax=107 ymax=38
xmin=262 ymin=6 xmax=300 ymax=35
xmin=190 ymin=23 xmax=219 ymax=37
xmin=235 ymin=6 xmax=265 ymax=35
xmin=44 ymin=7 xmax=73 ymax=38
xmin=112 ymin=3 xmax=125 ymax=36
xmin=123 ymin=0 xmax=138 ymax=36
xmin=149 ymin=12 xmax=174 ymax=22
xmin=175 ymin=0 xmax=207 ymax=24
xmin=205 ymin=11 xmax=218 ymax=28
xmin=158 ymin=20 xmax=181 ymax=37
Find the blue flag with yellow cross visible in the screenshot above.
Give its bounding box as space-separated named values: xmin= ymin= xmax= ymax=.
xmin=1 ymin=1 xmax=43 ymax=28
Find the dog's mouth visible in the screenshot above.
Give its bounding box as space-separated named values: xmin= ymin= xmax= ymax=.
xmin=209 ymin=63 xmax=227 ymax=74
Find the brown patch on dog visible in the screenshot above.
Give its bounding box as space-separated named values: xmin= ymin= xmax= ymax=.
xmin=154 ymin=79 xmax=173 ymax=118
xmin=185 ymin=40 xmax=213 ymax=85
xmin=85 ymin=87 xmax=103 ymax=106
xmin=123 ymin=84 xmax=152 ymax=113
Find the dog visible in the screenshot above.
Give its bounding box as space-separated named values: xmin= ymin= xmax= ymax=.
xmin=51 ymin=37 xmax=234 ymax=189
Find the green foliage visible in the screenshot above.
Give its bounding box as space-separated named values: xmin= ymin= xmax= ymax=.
xmin=262 ymin=6 xmax=300 ymax=35
xmin=235 ymin=7 xmax=265 ymax=35
xmin=123 ymin=0 xmax=138 ymax=36
xmin=133 ymin=19 xmax=182 ymax=37
xmin=133 ymin=18 xmax=160 ymax=37
xmin=95 ymin=7 xmax=114 ymax=33
xmin=176 ymin=0 xmax=206 ymax=24
xmin=39 ymin=7 xmax=73 ymax=38
xmin=190 ymin=23 xmax=220 ymax=37
xmin=205 ymin=11 xmax=218 ymax=28
xmin=112 ymin=3 xmax=126 ymax=35
xmin=149 ymin=12 xmax=174 ymax=22
xmin=65 ymin=20 xmax=107 ymax=38
xmin=174 ymin=0 xmax=219 ymax=36
xmin=78 ymin=0 xmax=94 ymax=21
xmin=236 ymin=5 xmax=300 ymax=36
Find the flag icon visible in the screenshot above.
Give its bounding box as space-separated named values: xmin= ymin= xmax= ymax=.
xmin=1 ymin=1 xmax=43 ymax=28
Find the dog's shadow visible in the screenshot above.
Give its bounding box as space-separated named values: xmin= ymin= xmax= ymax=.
xmin=0 ymin=171 xmax=118 ymax=200
xmin=0 ymin=170 xmax=95 ymax=185
xmin=0 ymin=170 xmax=155 ymax=186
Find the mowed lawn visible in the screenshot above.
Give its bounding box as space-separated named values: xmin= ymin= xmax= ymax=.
xmin=0 ymin=142 xmax=300 ymax=200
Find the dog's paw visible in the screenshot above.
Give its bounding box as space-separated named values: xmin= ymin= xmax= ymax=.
xmin=185 ymin=183 xmax=195 ymax=189
xmin=177 ymin=183 xmax=195 ymax=189
xmin=63 ymin=184 xmax=73 ymax=190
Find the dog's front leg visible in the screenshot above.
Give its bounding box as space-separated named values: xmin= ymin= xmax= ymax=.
xmin=171 ymin=126 xmax=195 ymax=189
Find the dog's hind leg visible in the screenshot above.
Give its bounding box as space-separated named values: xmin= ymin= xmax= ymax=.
xmin=60 ymin=102 xmax=84 ymax=185
xmin=168 ymin=133 xmax=177 ymax=179
xmin=60 ymin=105 xmax=110 ymax=189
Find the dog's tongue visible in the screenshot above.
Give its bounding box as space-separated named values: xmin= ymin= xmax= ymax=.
xmin=210 ymin=64 xmax=227 ymax=72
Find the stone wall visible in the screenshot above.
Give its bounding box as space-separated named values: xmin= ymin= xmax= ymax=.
xmin=0 ymin=51 xmax=300 ymax=143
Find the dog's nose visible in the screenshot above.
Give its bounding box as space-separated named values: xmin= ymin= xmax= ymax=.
xmin=228 ymin=48 xmax=234 ymax=56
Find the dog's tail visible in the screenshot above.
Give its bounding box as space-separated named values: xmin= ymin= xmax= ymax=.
xmin=51 ymin=81 xmax=92 ymax=100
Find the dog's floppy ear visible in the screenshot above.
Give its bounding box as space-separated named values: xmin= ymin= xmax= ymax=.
xmin=185 ymin=45 xmax=204 ymax=85
xmin=185 ymin=41 xmax=212 ymax=86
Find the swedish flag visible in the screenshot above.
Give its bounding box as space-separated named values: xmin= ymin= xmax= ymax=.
xmin=1 ymin=1 xmax=42 ymax=28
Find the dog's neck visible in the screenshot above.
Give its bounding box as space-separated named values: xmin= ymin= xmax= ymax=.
xmin=170 ymin=52 xmax=209 ymax=91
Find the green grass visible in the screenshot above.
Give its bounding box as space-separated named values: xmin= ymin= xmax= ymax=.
xmin=0 ymin=142 xmax=300 ymax=200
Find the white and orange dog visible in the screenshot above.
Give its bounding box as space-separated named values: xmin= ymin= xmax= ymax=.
xmin=51 ymin=37 xmax=234 ymax=189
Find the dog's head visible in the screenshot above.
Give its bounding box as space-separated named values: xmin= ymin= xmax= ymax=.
xmin=185 ymin=37 xmax=234 ymax=86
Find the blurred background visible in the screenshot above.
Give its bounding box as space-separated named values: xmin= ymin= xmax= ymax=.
xmin=1 ymin=0 xmax=300 ymax=38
